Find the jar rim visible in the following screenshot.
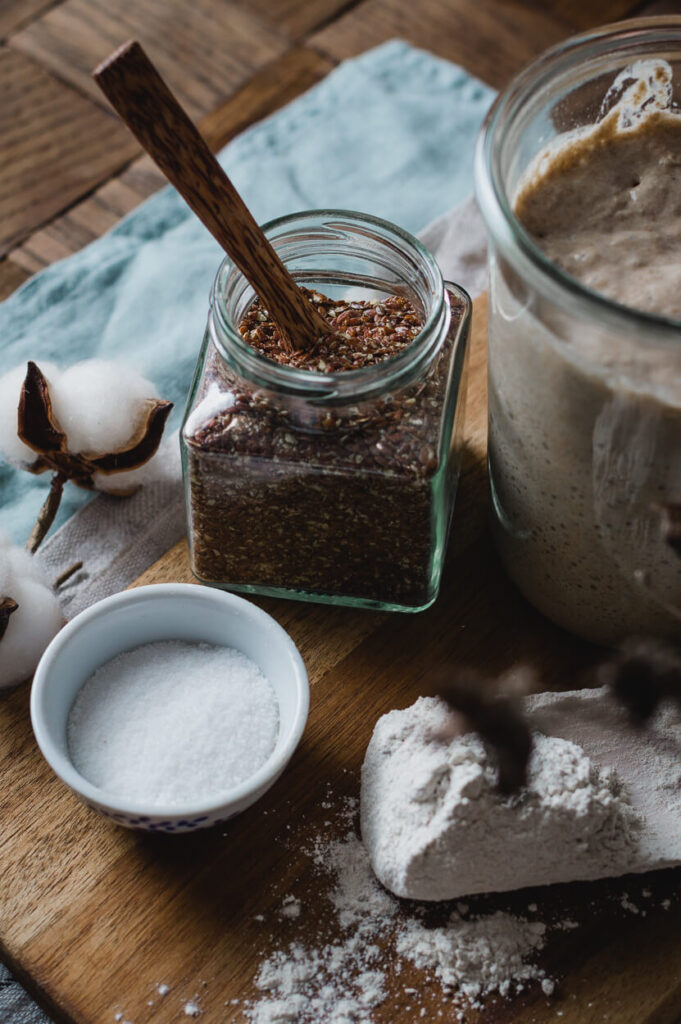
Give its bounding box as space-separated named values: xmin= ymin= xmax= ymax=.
xmin=475 ymin=15 xmax=681 ymax=340
xmin=209 ymin=208 xmax=450 ymax=401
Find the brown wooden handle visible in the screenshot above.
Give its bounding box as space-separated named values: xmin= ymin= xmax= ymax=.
xmin=93 ymin=40 xmax=329 ymax=350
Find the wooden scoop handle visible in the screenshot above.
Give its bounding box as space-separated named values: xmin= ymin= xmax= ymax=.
xmin=93 ymin=40 xmax=330 ymax=350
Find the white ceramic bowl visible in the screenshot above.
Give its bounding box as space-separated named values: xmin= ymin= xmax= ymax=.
xmin=30 ymin=583 xmax=309 ymax=833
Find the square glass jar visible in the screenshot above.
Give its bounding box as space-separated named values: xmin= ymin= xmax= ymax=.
xmin=181 ymin=210 xmax=471 ymax=611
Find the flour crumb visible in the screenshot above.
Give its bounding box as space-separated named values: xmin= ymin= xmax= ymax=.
xmin=542 ymin=978 xmax=556 ymax=996
xmin=184 ymin=1002 xmax=200 ymax=1017
xmin=157 ymin=984 xmax=170 ymax=996
xmin=662 ymin=899 xmax=672 ymax=910
xmin=621 ymin=894 xmax=640 ymax=914
xmin=397 ymin=912 xmax=547 ymax=1004
xmin=555 ymin=918 xmax=580 ymax=931
xmin=280 ymin=896 xmax=301 ymax=920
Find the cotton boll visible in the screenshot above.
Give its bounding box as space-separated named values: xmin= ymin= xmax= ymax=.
xmin=0 ymin=531 xmax=11 ymax=597
xmin=0 ymin=532 xmax=48 ymax=592
xmin=0 ymin=577 xmax=63 ymax=689
xmin=0 ymin=362 xmax=59 ymax=466
xmin=6 ymin=546 xmax=47 ymax=587
xmin=92 ymin=431 xmax=181 ymax=494
xmin=48 ymin=360 xmax=158 ymax=456
xmin=0 ymin=548 xmax=10 ymax=599
xmin=93 ymin=456 xmax=157 ymax=495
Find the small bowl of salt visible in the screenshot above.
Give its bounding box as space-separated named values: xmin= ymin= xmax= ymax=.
xmin=30 ymin=584 xmax=308 ymax=832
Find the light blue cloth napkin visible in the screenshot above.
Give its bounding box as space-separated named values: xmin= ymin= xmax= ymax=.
xmin=0 ymin=40 xmax=494 ymax=544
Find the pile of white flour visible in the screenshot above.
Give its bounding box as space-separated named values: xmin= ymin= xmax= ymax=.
xmin=244 ymin=805 xmax=556 ymax=1023
xmin=241 ymin=689 xmax=681 ymax=1022
xmin=361 ymin=696 xmax=643 ymax=900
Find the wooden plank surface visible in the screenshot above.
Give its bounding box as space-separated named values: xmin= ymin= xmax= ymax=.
xmin=0 ymin=0 xmax=58 ymax=38
xmin=9 ymin=0 xmax=290 ymax=118
xmin=2 ymin=297 xmax=681 ymax=1024
xmin=0 ymin=46 xmax=138 ymax=255
xmin=310 ymin=0 xmax=572 ymax=89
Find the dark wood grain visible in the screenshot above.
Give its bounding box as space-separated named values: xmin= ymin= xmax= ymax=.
xmin=93 ymin=40 xmax=335 ymax=350
xmin=0 ymin=257 xmax=31 ymax=299
xmin=231 ymin=0 xmax=364 ymax=38
xmin=0 ymin=0 xmax=60 ymax=37
xmin=531 ymin=0 xmax=642 ymax=27
xmin=9 ymin=0 xmax=290 ymax=119
xmin=0 ymin=46 xmax=139 ymax=256
xmin=310 ymin=0 xmax=572 ymax=88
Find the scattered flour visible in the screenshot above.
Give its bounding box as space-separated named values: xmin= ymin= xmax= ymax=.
xmin=361 ymin=696 xmax=643 ymax=900
xmin=245 ymin=825 xmax=556 ymax=1023
xmin=396 ymin=912 xmax=547 ymax=1003
xmin=280 ymin=896 xmax=302 ymax=920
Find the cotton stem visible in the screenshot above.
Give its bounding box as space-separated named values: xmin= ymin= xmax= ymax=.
xmin=55 ymin=560 xmax=83 ymax=589
xmin=27 ymin=472 xmax=66 ymax=554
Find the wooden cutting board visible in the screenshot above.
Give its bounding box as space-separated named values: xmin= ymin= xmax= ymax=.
xmin=2 ymin=295 xmax=681 ymax=1024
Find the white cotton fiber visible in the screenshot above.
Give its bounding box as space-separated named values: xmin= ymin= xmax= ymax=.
xmin=7 ymin=545 xmax=46 ymax=585
xmin=1 ymin=534 xmax=63 ymax=689
xmin=0 ymin=547 xmax=10 ymax=598
xmin=0 ymin=362 xmax=58 ymax=466
xmin=0 ymin=577 xmax=62 ymax=689
xmin=48 ymin=360 xmax=158 ymax=456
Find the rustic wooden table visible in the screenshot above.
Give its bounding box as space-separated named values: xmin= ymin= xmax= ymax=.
xmin=2 ymin=1 xmax=680 ymax=1022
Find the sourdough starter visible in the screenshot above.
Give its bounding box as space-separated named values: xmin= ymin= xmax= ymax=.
xmin=488 ymin=61 xmax=681 ymax=642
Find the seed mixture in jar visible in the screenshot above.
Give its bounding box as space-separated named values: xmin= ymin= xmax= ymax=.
xmin=239 ymin=289 xmax=422 ymax=371
xmin=183 ymin=288 xmax=467 ymax=609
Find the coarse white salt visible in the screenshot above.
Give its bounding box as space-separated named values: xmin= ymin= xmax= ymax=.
xmin=67 ymin=641 xmax=279 ymax=806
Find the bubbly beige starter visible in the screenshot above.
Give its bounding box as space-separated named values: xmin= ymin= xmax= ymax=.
xmin=516 ymin=112 xmax=681 ymax=318
xmin=487 ymin=67 xmax=681 ymax=643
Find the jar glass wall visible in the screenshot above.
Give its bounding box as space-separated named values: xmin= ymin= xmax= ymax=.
xmin=181 ymin=210 xmax=471 ymax=611
xmin=475 ymin=19 xmax=681 ymax=644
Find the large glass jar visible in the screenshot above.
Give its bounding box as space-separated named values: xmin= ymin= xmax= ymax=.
xmin=181 ymin=210 xmax=471 ymax=611
xmin=475 ymin=18 xmax=681 ymax=645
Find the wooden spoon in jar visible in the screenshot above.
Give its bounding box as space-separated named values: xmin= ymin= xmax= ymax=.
xmin=93 ymin=40 xmax=330 ymax=351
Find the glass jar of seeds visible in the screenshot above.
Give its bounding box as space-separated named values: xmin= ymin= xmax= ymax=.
xmin=181 ymin=210 xmax=471 ymax=611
